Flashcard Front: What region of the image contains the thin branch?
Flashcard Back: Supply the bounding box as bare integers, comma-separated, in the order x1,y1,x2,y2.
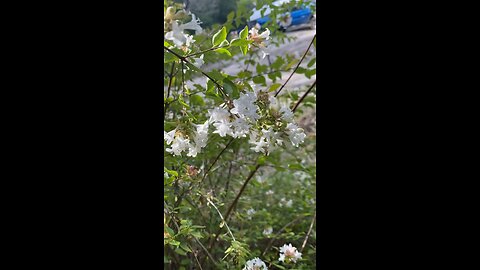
292,80,316,113
274,34,316,97
300,210,316,253
164,46,229,99
208,164,262,250
164,62,176,120
164,201,219,266
206,197,236,242
199,137,235,187
192,251,204,270
223,164,261,222
185,45,229,58
193,237,218,265
261,215,307,256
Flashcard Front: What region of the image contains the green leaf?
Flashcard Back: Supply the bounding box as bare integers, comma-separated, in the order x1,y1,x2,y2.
215,48,232,57
307,57,316,68
219,40,230,47
223,78,239,99
268,71,282,82
174,247,187,256
179,243,192,253
240,45,248,55
169,240,180,246
239,25,248,39
207,70,225,82
206,79,215,93
190,94,204,106
289,164,304,170
305,68,316,79
268,83,282,92
256,64,268,74
271,57,285,70
164,52,178,63
295,67,307,74
164,167,178,177
184,61,202,74
212,26,227,46
237,71,252,79
230,38,252,47
252,75,266,85
227,11,235,22
165,226,175,237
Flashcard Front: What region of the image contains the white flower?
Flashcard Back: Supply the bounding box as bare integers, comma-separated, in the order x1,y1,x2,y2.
261,50,269,59
263,227,273,236
192,54,204,68
261,127,274,141
246,208,256,219
165,13,202,48
279,198,293,207
195,120,209,134
243,257,268,270
271,132,284,146
193,120,209,148
187,144,200,157
256,175,265,184
184,34,196,49
248,28,270,49
231,117,251,138
249,130,260,145
208,107,230,123
266,189,274,195
165,21,187,48
179,14,203,34
230,92,259,120
279,106,294,121
166,135,190,156
164,129,176,145
268,95,278,108
213,121,232,137
285,123,306,147
249,27,270,42
285,199,293,207
250,136,268,153
279,243,302,263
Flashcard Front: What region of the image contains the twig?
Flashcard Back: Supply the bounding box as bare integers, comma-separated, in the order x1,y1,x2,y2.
223,164,261,222
207,164,261,250
274,34,316,97
206,197,236,242
300,210,316,252
199,137,235,187
292,80,316,113
185,45,229,58
164,46,229,99
164,62,176,120
261,215,306,256
164,201,219,265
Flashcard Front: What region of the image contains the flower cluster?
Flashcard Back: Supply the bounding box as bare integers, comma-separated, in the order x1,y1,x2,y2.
248,27,270,59
248,27,270,49
164,6,202,51
279,197,293,207
279,243,302,263
243,257,268,270
263,227,273,236
209,88,306,155
164,120,209,157
246,208,256,220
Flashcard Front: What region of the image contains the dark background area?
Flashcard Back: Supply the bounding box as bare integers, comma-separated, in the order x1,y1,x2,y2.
1,0,469,269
